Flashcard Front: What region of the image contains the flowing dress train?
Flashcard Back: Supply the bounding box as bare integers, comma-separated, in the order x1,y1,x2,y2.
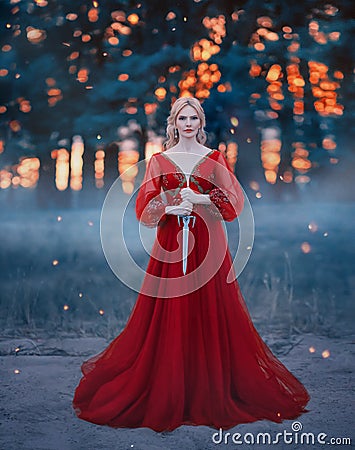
72,149,310,432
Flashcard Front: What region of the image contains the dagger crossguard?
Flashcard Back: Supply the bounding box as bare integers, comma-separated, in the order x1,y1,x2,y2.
177,215,196,228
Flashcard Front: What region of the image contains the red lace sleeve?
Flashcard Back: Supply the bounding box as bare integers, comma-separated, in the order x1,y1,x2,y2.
207,151,244,222
135,154,168,228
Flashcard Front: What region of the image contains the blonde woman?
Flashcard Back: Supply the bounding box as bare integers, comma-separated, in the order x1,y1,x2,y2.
73,97,310,432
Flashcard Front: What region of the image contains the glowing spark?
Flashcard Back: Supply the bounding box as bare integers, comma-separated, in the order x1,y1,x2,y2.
322,350,330,358
301,242,311,253
230,117,239,127
88,221,93,226
309,346,316,353
14,369,20,374
79,292,83,298
57,216,62,222
52,259,59,266
308,221,318,232
63,304,69,311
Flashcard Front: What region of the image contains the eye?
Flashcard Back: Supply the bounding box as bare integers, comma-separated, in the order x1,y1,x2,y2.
191,116,198,120
178,116,186,120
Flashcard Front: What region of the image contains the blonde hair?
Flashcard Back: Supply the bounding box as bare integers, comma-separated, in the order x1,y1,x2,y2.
164,97,207,150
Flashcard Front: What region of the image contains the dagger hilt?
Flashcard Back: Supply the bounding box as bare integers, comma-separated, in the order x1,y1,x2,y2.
177,214,196,228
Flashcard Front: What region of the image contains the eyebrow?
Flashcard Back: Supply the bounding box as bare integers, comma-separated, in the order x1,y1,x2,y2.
178,114,199,118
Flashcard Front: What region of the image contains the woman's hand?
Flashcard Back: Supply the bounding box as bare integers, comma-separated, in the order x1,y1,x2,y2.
165,200,193,216
180,187,212,205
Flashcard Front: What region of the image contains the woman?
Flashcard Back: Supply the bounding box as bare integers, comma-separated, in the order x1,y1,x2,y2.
72,97,310,432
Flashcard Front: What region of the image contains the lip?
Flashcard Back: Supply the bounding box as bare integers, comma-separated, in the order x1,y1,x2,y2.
184,129,193,132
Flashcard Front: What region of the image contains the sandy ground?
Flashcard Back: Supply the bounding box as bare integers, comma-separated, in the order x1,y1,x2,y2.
1,332,354,450
1,200,354,449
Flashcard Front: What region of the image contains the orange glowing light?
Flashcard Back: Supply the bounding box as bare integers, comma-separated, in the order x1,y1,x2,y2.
53,259,59,266
155,87,167,101
47,88,61,96
249,181,260,191
144,103,157,115
82,34,91,43
266,64,281,82
249,62,261,77
333,71,343,79
108,37,119,45
280,171,293,183
68,51,79,61
169,65,180,73
9,120,21,132
111,10,126,22
126,106,137,114
322,137,336,150
301,242,311,253
18,99,31,113
166,11,176,20
282,26,292,33
308,222,318,232
257,16,273,28
66,13,78,21
309,346,316,353
127,13,139,25
118,73,129,81
322,350,330,358
0,69,8,77
265,32,279,41
111,22,131,35
254,43,265,51
26,28,46,44
77,69,88,83
45,77,56,87
122,49,132,57
88,8,99,22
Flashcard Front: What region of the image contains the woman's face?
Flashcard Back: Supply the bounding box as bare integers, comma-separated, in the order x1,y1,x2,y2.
175,104,201,139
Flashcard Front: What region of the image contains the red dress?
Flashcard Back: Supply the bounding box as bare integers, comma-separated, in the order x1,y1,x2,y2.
72,149,310,432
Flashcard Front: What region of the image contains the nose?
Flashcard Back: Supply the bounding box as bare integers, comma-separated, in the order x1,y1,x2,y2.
186,117,191,126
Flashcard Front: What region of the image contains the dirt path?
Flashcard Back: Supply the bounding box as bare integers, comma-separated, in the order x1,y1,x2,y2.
1,332,354,450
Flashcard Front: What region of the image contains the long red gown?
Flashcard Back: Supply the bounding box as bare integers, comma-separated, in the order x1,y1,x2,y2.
72,149,310,432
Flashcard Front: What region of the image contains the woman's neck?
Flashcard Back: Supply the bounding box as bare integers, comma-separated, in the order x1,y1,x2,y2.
174,137,201,153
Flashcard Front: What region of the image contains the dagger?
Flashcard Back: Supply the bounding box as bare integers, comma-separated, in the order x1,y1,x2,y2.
177,214,196,275
177,170,195,275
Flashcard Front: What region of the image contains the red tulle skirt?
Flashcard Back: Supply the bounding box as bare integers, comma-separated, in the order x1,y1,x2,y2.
72,210,310,432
